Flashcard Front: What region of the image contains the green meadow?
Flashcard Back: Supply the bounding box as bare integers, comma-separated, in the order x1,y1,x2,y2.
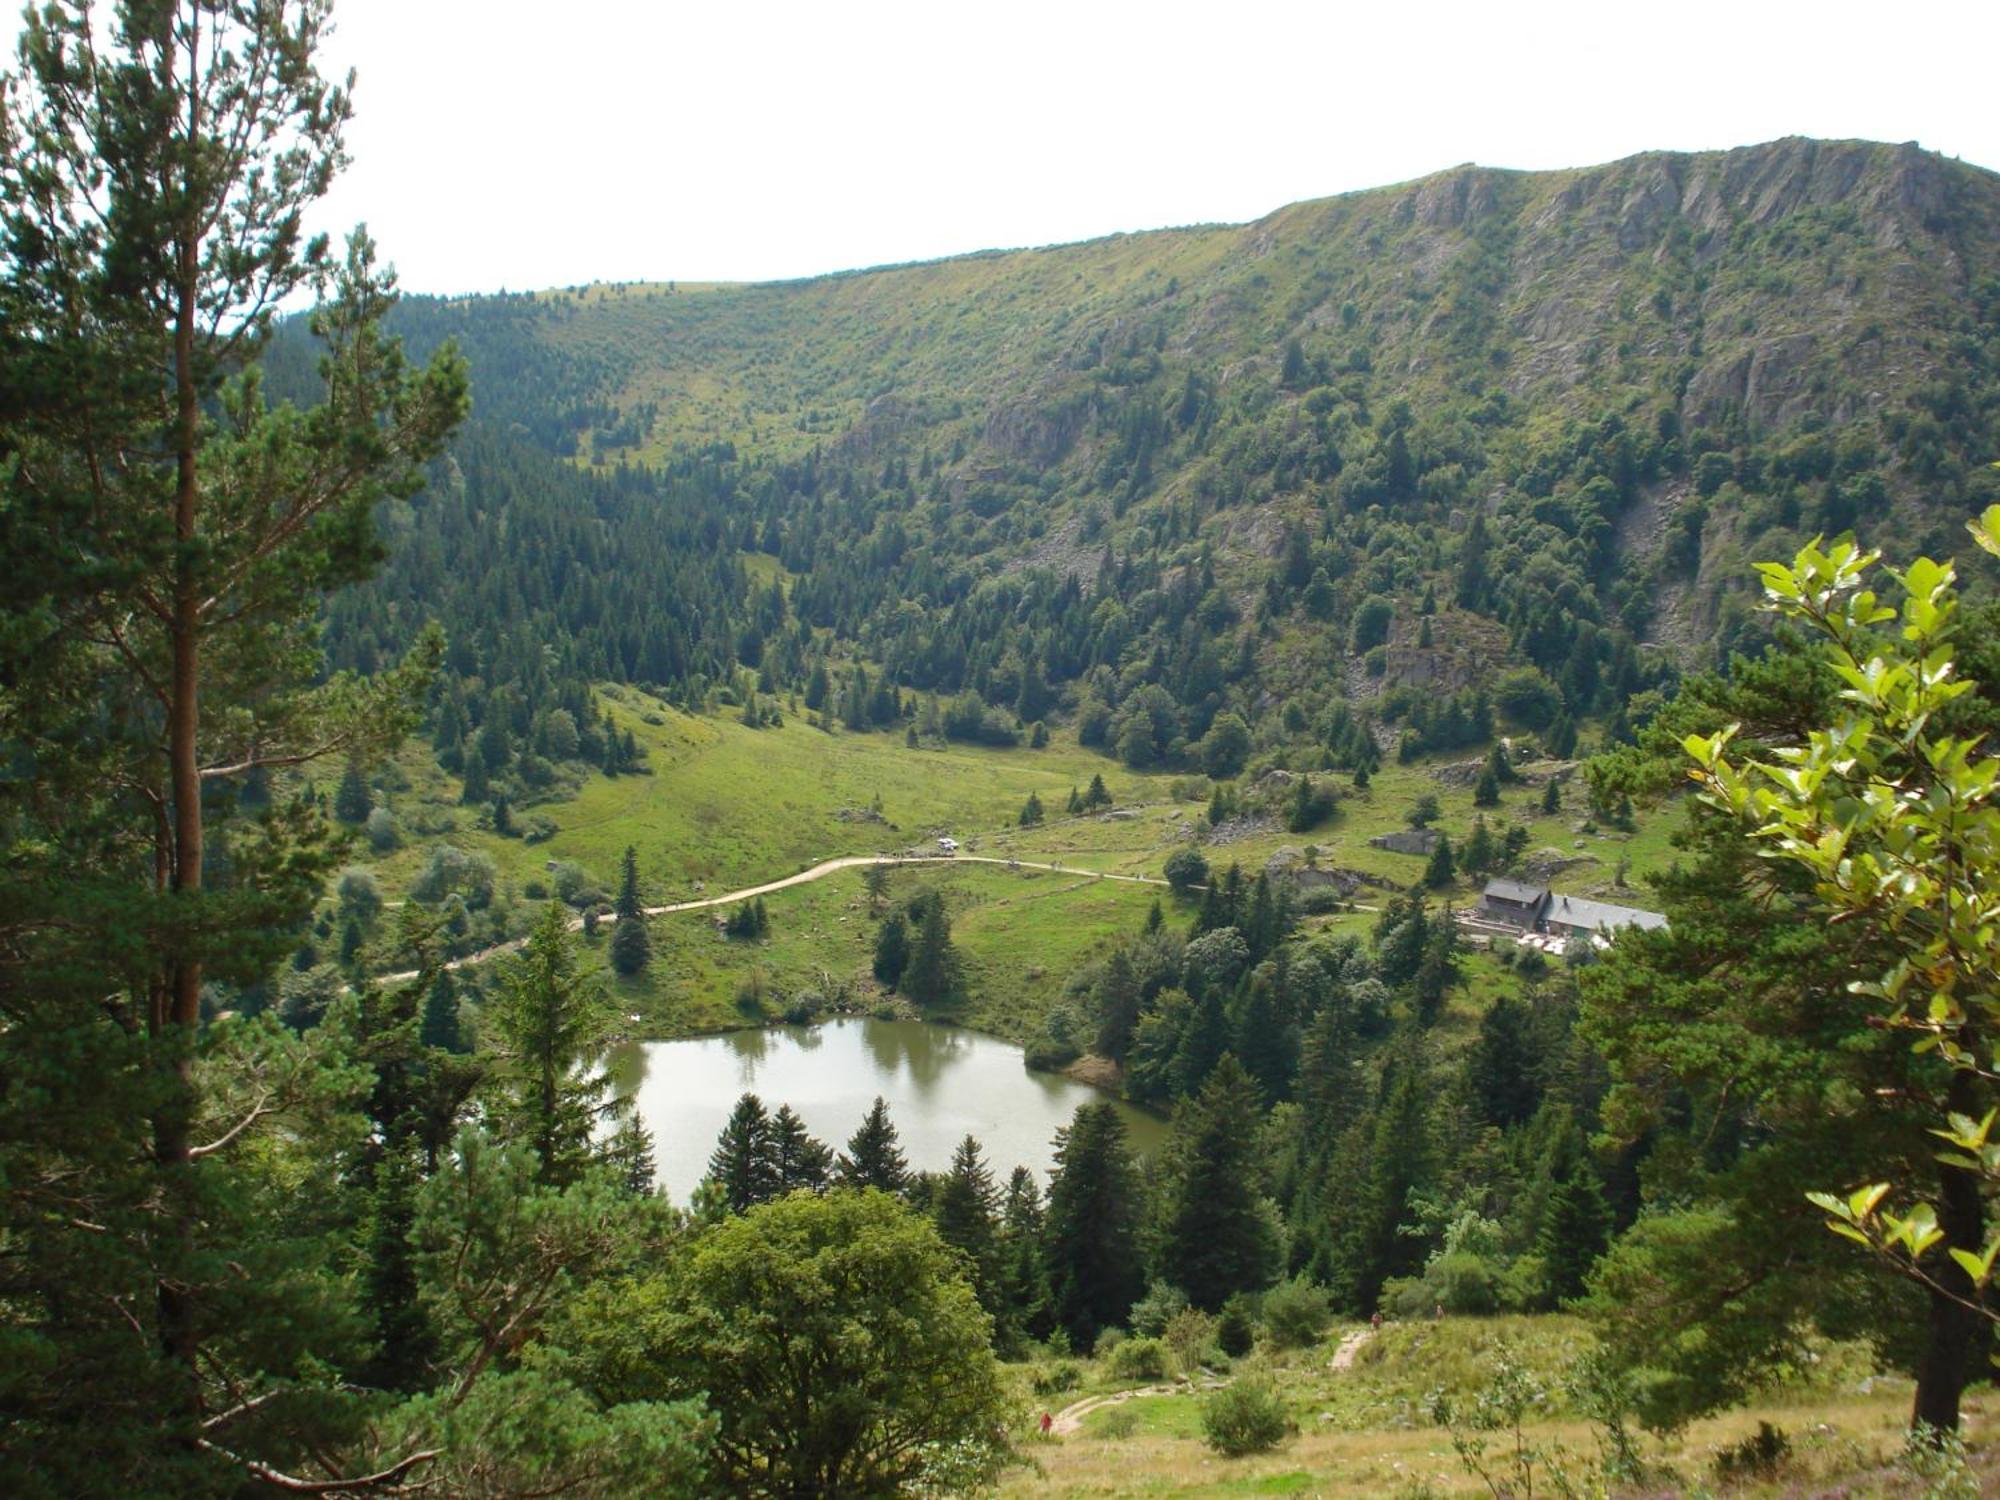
352,687,1679,1045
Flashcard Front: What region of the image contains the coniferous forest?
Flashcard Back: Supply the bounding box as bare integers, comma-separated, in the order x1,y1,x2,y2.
7,3,2000,1496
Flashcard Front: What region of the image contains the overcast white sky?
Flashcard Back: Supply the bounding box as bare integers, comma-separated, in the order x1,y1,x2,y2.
15,1,2000,293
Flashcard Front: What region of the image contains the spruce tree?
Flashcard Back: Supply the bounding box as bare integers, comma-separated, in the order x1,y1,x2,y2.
460,751,490,805
359,1148,435,1393
616,843,643,920
602,1107,659,1197
335,762,373,824
708,1093,780,1213
1348,1054,1437,1310
872,910,910,988
998,1167,1054,1347
837,1097,911,1195
420,969,466,1053
1423,831,1456,888
1462,814,1497,878
1468,996,1540,1127
610,911,651,977
489,903,614,1187
1472,763,1502,807
1541,777,1563,815
1153,1055,1284,1309
1046,1102,1146,1345
770,1104,832,1193
902,897,959,1006
1094,949,1143,1060
1536,1126,1612,1301
1230,971,1296,1103
932,1135,1002,1313
1018,790,1044,826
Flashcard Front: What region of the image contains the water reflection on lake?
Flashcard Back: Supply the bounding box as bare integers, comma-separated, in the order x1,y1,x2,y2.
607,1018,1166,1202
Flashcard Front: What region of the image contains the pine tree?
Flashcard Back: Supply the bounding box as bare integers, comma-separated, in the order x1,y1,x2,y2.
420,969,466,1053
1414,910,1458,1025
1067,785,1083,814
770,1105,833,1193
1244,872,1280,960
1423,831,1456,888
0,5,472,1473
1018,790,1044,826
1230,970,1296,1103
335,762,373,823
1547,710,1578,759
492,792,515,836
360,1148,435,1393
998,1167,1054,1347
708,1093,780,1213
932,1135,1002,1313
616,843,643,920
1153,1056,1283,1310
1085,772,1112,809
863,862,891,914
1094,949,1142,1060
1540,777,1563,815
602,1107,659,1197
1536,1126,1612,1301
1468,996,1541,1128
460,751,490,804
837,1097,911,1195
1348,1054,1437,1310
1462,814,1497,878
872,911,910,988
610,912,651,976
1046,1102,1146,1345
1472,764,1501,808
902,897,959,1006
489,902,613,1186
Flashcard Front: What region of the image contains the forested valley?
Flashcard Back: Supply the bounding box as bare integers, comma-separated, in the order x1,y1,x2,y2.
8,3,2000,1496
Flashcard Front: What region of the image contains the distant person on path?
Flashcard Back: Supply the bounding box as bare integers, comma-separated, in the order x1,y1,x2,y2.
1039,1411,1052,1436
1371,1310,1383,1331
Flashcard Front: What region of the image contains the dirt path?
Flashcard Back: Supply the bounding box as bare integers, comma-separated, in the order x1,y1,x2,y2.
1329,1326,1373,1370
1049,1383,1180,1436
380,853,1170,984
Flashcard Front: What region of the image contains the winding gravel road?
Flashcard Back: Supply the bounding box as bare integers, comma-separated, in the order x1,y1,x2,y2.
381,853,1170,984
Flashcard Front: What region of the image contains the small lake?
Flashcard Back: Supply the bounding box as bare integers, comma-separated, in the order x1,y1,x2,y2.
608,1018,1167,1202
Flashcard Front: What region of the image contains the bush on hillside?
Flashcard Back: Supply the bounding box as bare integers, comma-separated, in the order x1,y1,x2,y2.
1202,1380,1293,1456
1260,1277,1333,1348
1106,1337,1169,1382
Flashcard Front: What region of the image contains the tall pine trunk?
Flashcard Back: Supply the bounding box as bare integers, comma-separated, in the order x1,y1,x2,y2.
156,28,206,1382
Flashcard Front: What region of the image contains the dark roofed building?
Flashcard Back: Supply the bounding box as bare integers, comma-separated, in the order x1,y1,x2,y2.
1480,878,1549,930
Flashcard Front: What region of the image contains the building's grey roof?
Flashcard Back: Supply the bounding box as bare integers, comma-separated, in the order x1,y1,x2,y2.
1544,893,1668,933
1483,878,1548,906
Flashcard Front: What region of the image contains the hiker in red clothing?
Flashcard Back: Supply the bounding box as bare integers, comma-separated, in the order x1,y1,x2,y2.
1039,1411,1053,1435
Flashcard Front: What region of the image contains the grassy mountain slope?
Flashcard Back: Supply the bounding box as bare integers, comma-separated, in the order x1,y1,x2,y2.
380,137,2000,685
